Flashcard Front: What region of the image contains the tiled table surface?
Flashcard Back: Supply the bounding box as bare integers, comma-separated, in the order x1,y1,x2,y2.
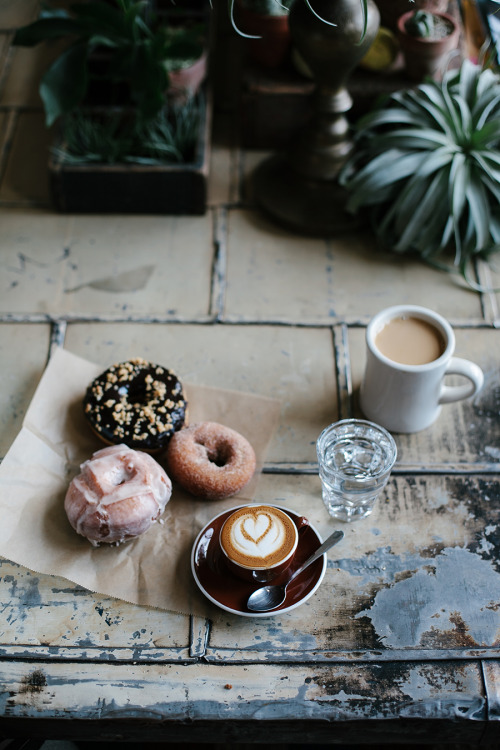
0,2,499,745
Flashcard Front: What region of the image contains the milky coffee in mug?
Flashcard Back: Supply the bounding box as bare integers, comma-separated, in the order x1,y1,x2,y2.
220,505,300,583
375,315,446,366
360,305,484,433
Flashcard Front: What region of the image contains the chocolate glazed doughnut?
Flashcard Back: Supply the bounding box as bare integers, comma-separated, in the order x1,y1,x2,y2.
166,422,257,500
83,358,187,453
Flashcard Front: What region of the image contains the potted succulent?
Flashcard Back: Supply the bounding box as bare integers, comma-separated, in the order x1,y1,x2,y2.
397,8,461,81
12,0,211,214
374,0,449,33
339,61,500,285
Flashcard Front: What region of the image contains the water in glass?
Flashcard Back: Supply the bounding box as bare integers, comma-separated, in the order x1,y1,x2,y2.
316,420,397,522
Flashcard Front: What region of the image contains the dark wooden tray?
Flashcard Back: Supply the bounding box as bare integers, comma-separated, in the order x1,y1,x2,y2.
48,89,212,215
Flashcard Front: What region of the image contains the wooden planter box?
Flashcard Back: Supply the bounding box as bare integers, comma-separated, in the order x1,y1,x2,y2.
48,89,212,215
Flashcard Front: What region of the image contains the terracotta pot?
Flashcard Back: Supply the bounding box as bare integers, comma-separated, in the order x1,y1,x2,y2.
375,0,449,32
397,10,460,81
237,4,291,68
167,50,208,101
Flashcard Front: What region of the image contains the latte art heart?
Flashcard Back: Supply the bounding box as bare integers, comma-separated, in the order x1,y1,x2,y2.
221,505,298,569
242,513,273,545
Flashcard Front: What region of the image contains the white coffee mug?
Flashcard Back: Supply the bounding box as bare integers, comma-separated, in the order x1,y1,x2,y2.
359,305,484,433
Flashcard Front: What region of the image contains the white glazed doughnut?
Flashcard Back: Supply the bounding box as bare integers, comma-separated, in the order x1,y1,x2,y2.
65,444,172,545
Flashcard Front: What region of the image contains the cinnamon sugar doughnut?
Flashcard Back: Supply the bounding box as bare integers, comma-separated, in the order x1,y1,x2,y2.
83,358,187,453
166,422,256,500
65,444,172,545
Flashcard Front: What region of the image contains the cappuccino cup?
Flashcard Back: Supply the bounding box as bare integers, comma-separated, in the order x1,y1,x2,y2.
359,305,484,433
220,504,306,583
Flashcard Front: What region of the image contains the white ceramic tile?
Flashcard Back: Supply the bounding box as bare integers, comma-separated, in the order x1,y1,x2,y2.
0,322,50,457
64,322,338,464
0,210,214,318
0,209,73,315
224,209,485,325
62,214,214,319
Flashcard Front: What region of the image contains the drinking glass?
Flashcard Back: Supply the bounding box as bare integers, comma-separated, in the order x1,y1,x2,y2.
316,419,397,522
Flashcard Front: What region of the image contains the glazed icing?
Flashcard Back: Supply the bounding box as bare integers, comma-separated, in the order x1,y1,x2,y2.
65,444,172,545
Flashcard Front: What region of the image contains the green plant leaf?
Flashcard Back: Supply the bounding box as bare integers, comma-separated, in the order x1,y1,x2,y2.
472,151,500,185
344,150,420,210
355,108,428,131
452,94,473,141
473,93,500,130
381,173,432,240
394,170,448,251
457,58,479,103
465,175,491,251
490,215,500,243
478,172,500,203
474,117,500,146
40,42,88,126
368,128,452,149
449,152,467,221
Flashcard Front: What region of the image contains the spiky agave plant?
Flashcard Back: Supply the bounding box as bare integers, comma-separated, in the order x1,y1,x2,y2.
339,60,500,281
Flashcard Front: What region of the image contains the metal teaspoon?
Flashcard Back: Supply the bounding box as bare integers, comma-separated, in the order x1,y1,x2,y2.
246,529,344,612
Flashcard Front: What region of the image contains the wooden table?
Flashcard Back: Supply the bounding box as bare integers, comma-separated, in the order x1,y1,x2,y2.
0,221,499,744
1,2,500,746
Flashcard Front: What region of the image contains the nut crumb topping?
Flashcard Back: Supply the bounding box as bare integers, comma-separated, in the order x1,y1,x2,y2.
83,359,186,451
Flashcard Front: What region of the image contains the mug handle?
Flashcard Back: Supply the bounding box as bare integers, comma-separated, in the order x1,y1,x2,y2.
439,357,484,404
296,516,310,534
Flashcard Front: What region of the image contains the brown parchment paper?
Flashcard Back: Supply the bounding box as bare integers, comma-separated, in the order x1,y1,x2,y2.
0,348,281,616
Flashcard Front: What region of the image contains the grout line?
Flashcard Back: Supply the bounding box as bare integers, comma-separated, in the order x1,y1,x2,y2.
333,323,353,420
262,463,500,475
49,320,67,358
210,205,227,321
1,314,496,328
477,259,500,328
190,616,210,659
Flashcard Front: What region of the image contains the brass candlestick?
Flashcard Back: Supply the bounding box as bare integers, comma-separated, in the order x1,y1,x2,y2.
253,0,380,235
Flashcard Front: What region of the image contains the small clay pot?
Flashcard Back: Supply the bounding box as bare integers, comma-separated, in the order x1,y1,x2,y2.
397,10,460,81
375,0,450,32
237,3,291,68
167,51,208,102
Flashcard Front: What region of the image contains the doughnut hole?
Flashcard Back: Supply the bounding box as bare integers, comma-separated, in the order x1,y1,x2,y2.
199,437,235,468
119,377,146,406
84,457,137,495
